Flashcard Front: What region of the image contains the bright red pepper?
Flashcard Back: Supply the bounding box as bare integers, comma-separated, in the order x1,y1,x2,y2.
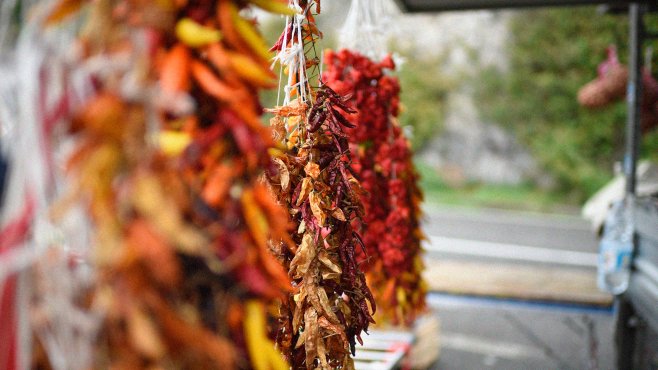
323,49,426,326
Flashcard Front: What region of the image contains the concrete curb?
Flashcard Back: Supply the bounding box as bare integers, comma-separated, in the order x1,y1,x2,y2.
424,258,613,307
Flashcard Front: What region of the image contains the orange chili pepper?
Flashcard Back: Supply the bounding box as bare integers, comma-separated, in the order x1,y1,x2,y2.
190,60,235,103
252,183,294,247
381,277,396,304
216,0,251,56
206,43,231,71
143,291,236,369
73,93,125,141
160,43,192,93
241,189,291,291
227,51,276,88
226,300,244,332
126,219,181,287
205,43,243,88
252,183,286,224
45,0,83,25
201,164,232,207
241,188,270,250
262,255,293,291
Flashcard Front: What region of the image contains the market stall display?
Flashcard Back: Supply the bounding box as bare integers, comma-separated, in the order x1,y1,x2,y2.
0,0,436,368
1,0,295,368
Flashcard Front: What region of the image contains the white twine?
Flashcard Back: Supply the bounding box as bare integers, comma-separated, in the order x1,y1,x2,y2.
272,0,313,107
338,0,399,61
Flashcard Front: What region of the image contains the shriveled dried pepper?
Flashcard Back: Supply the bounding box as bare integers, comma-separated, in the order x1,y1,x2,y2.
266,2,375,369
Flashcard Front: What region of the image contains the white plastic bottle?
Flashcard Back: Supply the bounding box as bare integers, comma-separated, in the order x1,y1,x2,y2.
597,198,634,295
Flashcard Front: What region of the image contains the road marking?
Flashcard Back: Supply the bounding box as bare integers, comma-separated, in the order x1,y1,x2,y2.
425,235,598,268
426,293,614,315
441,332,545,359
422,205,592,231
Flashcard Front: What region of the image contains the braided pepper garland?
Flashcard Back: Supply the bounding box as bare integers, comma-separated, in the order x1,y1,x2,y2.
45,0,293,368
323,49,427,326
265,2,376,369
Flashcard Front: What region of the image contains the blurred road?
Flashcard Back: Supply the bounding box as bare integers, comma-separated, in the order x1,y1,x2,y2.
422,205,599,267
428,294,615,370
419,205,615,370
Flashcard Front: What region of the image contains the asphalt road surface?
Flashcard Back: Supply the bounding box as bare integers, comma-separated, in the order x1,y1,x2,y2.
419,205,615,370
422,205,600,268
428,294,614,370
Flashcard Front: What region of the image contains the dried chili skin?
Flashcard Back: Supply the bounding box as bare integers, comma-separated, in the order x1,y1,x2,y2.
51,0,292,368
266,6,377,359
323,49,427,326
263,3,378,368
267,85,375,369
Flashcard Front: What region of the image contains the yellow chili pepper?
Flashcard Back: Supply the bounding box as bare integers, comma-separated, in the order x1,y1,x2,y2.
396,286,407,306
159,130,191,156
245,300,289,370
248,0,297,15
267,147,285,158
230,6,272,61
241,189,270,249
175,18,222,48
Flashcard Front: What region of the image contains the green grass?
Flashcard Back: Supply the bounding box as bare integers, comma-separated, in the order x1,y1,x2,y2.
415,160,580,214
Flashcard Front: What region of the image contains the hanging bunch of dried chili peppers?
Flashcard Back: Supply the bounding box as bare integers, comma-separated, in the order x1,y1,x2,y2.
323,49,427,326
266,1,376,368
44,0,294,368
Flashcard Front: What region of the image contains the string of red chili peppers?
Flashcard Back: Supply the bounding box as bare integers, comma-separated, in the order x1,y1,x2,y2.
323,49,427,326
44,0,293,368
266,2,376,369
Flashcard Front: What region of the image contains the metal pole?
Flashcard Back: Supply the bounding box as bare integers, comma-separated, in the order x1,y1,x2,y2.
617,5,643,368
615,297,637,370
625,3,643,195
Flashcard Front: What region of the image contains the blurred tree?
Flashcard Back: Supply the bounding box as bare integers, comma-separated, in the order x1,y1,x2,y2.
397,55,452,151
477,7,658,202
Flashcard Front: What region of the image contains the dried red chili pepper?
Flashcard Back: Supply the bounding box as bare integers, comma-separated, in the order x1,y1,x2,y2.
323,49,427,326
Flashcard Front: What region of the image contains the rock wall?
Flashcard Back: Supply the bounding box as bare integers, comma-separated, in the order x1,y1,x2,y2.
316,2,547,186
418,92,540,186
393,9,545,186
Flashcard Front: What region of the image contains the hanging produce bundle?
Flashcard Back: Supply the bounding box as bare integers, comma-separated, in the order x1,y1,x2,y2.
266,1,376,369
323,49,427,326
40,0,294,368
578,45,658,132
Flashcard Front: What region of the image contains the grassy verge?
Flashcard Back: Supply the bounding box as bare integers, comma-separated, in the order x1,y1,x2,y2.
415,160,580,214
